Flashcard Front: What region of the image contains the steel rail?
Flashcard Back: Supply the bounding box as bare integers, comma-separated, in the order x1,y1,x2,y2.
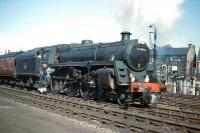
162,93,200,101
157,93,200,112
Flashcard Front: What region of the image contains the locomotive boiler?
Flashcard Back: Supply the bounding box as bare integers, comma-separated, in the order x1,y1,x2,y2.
41,32,162,106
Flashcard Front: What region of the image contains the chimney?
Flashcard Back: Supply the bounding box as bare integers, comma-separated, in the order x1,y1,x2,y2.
81,40,93,44
188,44,192,49
121,31,131,41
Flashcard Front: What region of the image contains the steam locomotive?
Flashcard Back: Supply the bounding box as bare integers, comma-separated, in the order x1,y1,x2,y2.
0,32,165,106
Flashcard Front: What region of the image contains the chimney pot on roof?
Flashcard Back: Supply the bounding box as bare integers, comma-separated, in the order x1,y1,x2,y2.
188,44,192,48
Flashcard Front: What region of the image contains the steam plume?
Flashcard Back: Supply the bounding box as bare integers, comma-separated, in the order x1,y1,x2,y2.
113,0,184,31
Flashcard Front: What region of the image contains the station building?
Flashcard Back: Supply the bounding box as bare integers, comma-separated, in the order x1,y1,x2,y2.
196,49,200,95
156,44,197,95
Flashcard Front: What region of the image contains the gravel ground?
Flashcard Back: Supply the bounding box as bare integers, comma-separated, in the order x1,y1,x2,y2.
0,95,117,133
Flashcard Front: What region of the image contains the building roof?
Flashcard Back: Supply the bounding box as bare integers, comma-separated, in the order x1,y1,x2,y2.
156,47,188,56
156,47,189,61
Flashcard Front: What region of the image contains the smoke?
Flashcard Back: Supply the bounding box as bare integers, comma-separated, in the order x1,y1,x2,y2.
113,0,184,31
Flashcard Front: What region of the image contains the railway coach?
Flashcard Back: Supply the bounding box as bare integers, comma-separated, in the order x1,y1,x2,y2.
0,52,21,85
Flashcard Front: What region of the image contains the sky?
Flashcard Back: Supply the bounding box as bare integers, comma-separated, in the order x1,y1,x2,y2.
0,0,200,54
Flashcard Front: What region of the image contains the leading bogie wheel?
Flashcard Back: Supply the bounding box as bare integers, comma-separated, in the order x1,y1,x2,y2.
80,86,96,100
117,93,129,108
51,80,61,94
64,83,79,96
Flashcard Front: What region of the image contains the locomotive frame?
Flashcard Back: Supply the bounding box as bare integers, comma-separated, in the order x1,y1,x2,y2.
0,32,165,107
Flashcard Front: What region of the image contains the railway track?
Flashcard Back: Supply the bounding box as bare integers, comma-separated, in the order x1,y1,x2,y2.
162,93,200,100
0,85,200,133
158,93,200,112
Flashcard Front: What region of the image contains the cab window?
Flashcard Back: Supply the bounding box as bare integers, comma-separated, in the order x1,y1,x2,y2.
42,51,49,61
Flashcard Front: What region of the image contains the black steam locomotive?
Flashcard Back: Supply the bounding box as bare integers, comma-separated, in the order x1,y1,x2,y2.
0,32,164,106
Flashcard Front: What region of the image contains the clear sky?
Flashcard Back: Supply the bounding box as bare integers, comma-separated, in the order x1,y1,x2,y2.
0,0,200,54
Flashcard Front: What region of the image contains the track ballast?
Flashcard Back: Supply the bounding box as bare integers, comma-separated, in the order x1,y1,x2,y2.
0,85,199,133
